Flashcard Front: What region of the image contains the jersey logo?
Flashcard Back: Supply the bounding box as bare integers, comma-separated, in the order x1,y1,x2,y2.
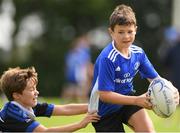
114,77,133,84
124,73,130,78
115,66,121,72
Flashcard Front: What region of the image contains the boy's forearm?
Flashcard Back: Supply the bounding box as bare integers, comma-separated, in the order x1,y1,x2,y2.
65,103,88,114
46,122,82,132
99,91,137,105
34,122,83,132
53,103,88,115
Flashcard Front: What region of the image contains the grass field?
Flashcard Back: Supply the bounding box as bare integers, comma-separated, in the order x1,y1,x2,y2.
1,97,180,132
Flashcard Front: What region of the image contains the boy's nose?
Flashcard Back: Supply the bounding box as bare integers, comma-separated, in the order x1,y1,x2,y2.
36,90,39,95
124,33,130,38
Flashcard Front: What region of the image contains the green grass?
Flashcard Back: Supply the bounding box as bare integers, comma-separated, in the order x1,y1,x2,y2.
1,97,180,132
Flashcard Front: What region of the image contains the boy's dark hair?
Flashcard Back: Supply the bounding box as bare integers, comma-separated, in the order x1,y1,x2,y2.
109,4,136,31
0,67,38,101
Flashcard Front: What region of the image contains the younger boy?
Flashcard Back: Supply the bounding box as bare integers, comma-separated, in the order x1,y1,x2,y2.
0,67,100,132
88,4,179,132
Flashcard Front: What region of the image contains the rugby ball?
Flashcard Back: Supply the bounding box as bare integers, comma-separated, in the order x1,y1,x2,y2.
148,78,176,118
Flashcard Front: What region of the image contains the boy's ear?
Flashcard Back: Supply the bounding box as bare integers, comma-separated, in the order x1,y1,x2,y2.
108,28,113,36
12,92,20,100
135,26,138,34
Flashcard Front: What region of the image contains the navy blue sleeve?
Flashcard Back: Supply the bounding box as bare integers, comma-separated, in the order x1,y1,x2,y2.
33,103,54,117
0,116,40,132
0,102,41,132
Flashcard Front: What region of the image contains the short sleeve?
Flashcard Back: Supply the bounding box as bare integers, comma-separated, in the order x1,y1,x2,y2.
98,58,115,91
33,103,54,117
139,51,158,79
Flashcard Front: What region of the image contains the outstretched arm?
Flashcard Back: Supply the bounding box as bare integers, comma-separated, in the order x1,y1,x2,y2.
52,103,88,116
33,113,100,132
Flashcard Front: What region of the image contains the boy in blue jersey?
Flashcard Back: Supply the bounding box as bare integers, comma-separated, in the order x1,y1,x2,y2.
0,67,100,132
88,4,179,132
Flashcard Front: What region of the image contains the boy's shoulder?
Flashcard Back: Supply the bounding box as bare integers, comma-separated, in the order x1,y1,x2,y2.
0,102,34,122
0,102,39,132
130,44,144,53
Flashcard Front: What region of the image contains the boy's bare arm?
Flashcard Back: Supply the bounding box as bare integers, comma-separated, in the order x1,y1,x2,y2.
52,103,88,116
33,113,100,132
99,90,152,109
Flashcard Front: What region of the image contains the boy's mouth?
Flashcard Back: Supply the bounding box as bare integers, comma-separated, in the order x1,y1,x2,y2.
122,40,131,43
33,96,38,100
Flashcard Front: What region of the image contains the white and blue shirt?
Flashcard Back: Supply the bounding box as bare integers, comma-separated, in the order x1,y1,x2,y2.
89,41,158,116
0,101,54,132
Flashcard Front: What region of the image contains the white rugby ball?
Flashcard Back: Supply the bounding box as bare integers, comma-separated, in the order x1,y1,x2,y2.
148,78,176,118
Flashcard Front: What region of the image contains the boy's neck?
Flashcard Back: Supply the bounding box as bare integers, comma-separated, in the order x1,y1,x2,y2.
11,101,32,111
11,101,35,119
112,41,130,58
118,48,129,57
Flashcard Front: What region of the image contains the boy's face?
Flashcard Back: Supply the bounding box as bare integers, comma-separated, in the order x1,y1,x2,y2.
109,24,137,49
13,79,39,109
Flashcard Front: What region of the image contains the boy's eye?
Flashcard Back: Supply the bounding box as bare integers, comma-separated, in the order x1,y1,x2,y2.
30,87,36,91
128,31,135,34
118,31,124,34
30,88,34,91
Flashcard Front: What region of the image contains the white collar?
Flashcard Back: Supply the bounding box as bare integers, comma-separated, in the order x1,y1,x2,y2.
112,40,131,59
11,101,36,119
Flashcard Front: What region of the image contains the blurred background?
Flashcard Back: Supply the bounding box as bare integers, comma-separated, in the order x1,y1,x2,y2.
0,0,180,98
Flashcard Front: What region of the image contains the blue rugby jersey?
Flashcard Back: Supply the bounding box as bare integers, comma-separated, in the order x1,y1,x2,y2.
0,101,54,132
89,41,158,116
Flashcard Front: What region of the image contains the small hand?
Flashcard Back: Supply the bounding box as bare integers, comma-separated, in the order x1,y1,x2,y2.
135,93,153,110
79,112,100,128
